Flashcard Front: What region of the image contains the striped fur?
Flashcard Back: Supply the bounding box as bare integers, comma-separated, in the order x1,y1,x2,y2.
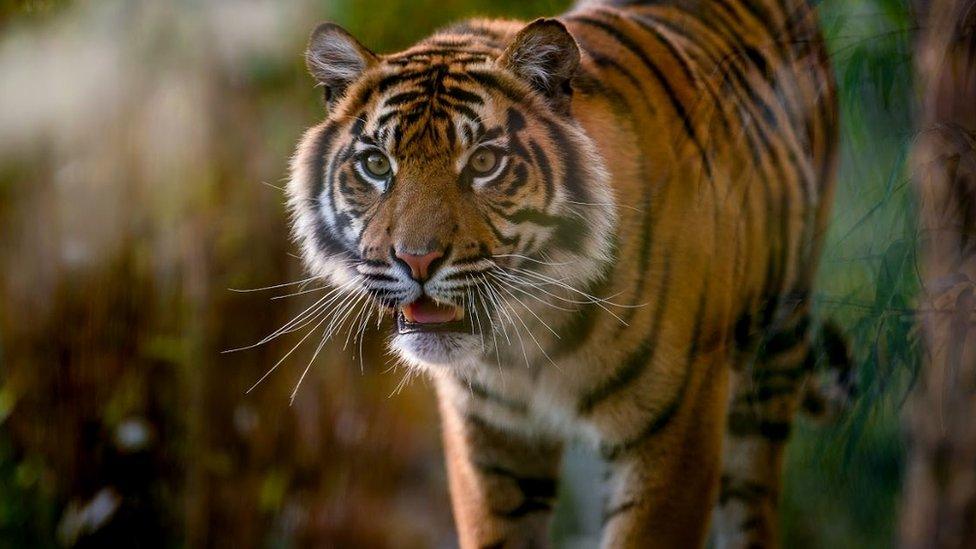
286,1,838,547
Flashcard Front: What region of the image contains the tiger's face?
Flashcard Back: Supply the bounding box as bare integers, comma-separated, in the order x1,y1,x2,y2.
288,19,614,371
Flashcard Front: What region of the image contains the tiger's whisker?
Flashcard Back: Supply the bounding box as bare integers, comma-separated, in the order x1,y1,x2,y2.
491,253,575,267
245,312,331,395
478,274,513,346
229,275,320,293
473,280,500,355
344,292,374,351
489,273,577,313
564,199,643,213
288,320,333,406
502,268,638,323
494,270,622,309
228,276,363,353
483,279,530,368
492,283,559,368
271,284,331,300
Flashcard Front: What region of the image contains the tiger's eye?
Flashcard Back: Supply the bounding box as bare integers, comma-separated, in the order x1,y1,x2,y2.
363,153,391,178
470,148,498,175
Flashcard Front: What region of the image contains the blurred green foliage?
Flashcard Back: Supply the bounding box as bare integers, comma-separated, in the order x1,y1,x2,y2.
0,0,922,547
783,0,919,546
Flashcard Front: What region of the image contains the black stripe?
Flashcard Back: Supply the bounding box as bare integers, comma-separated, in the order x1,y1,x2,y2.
719,475,772,505
342,78,381,115
493,206,563,228
312,213,348,257
383,91,424,108
495,162,526,197
491,499,553,519
549,256,616,360
575,33,653,117
308,124,351,256
579,255,671,414
618,181,656,332
388,47,498,61
727,413,792,441
528,140,555,209
570,15,715,179
573,35,664,329
733,380,800,403
653,12,792,314
741,515,765,532
761,315,811,355
539,117,590,204
597,8,697,87
311,124,340,198
734,309,759,352
362,273,398,284
441,86,485,105
465,70,528,104
377,71,432,93
599,283,706,460
619,12,734,139
602,499,640,525
465,378,529,414
697,1,816,202
659,3,813,272
475,463,558,501
600,371,688,460
549,215,592,254
484,216,520,247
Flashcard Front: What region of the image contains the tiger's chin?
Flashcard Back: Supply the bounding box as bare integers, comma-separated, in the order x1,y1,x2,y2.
390,332,484,371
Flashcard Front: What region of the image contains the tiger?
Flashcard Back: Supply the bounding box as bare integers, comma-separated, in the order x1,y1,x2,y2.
285,0,846,547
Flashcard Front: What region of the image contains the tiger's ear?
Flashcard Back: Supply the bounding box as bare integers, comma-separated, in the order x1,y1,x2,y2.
306,22,379,107
498,19,580,106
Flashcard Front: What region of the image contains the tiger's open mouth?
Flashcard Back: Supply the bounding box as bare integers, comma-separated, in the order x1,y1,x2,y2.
396,295,472,334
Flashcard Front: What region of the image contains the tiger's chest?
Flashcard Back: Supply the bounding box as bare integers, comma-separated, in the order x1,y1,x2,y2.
439,328,697,448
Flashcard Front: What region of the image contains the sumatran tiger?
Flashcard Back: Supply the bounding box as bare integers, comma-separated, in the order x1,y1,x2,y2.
285,0,851,547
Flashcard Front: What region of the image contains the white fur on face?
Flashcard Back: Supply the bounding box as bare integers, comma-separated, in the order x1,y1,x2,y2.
391,332,483,371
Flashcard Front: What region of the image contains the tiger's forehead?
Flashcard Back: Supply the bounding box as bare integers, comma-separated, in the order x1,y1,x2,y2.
386,24,508,65
364,46,506,155
379,26,509,89
384,46,496,69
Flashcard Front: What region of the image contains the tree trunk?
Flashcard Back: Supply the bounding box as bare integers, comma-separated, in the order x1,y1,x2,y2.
902,1,976,547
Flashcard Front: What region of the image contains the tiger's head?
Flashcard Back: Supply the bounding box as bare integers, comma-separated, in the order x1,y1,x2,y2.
287,18,615,371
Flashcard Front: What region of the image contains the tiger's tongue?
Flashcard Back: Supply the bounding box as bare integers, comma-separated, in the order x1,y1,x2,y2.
404,297,457,324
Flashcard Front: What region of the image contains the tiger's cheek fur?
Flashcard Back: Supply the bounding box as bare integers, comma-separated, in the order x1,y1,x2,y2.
287,122,357,285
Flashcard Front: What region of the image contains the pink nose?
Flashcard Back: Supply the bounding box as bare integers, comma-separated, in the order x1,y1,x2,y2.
395,249,444,281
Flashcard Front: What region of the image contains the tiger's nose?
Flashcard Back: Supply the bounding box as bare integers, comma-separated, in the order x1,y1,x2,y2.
394,249,445,282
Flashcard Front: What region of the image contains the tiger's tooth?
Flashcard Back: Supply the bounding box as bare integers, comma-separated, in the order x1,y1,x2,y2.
402,306,415,322
454,306,464,321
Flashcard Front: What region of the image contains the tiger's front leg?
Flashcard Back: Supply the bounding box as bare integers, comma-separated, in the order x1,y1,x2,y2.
436,378,563,549
598,350,730,548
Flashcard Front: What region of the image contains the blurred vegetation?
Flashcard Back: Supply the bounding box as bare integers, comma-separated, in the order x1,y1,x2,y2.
0,0,922,547
784,0,919,547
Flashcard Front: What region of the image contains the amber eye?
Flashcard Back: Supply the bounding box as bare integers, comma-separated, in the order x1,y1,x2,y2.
469,148,499,175
362,152,391,178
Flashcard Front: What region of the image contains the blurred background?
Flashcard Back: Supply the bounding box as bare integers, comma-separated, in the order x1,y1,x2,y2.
0,0,922,547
